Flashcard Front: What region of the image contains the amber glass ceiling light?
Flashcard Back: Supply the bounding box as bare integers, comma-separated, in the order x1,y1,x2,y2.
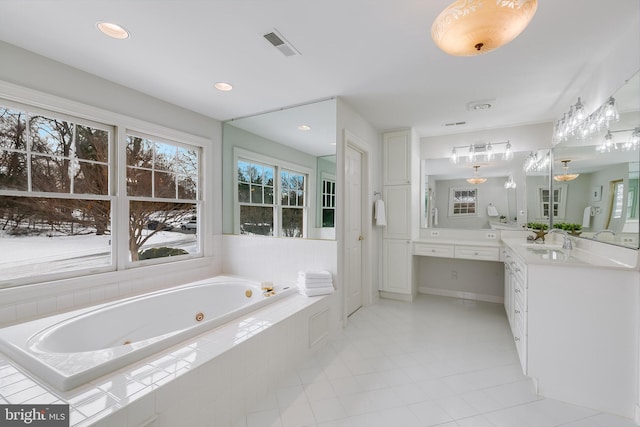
554,160,579,182
96,22,130,39
467,165,487,184
432,0,538,56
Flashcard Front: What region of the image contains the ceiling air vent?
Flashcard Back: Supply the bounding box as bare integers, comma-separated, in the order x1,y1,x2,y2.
263,29,300,57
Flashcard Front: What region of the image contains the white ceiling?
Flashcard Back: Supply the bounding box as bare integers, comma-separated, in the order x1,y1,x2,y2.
0,0,638,146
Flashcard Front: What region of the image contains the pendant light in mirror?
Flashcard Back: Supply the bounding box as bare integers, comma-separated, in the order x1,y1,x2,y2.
466,165,487,185
553,160,579,182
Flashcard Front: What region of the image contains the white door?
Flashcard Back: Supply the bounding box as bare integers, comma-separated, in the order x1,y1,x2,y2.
346,145,363,315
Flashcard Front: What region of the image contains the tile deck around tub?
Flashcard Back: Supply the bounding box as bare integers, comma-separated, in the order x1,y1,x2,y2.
0,292,325,426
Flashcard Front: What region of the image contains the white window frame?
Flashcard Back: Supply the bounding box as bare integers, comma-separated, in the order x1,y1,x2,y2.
448,186,478,217
0,83,210,288
233,147,311,238
538,184,566,220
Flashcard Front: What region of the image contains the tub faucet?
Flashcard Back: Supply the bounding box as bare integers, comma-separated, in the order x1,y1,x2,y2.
547,229,573,250
593,229,616,240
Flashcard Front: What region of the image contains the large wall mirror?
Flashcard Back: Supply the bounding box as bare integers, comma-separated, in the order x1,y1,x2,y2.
222,98,337,240
422,150,532,230
550,71,639,249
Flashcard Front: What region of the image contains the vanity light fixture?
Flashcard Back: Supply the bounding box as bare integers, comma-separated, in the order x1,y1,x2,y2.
553,96,620,143
596,130,617,153
450,141,513,164
466,165,487,185
623,127,640,151
504,176,517,189
523,151,550,172
96,22,130,39
431,0,538,56
553,160,580,182
214,82,233,92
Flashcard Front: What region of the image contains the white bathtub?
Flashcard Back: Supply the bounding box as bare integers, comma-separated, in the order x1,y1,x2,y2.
0,276,295,391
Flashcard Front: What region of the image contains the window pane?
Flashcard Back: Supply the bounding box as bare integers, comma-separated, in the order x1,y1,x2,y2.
154,142,176,172
240,205,273,236
322,209,334,227
74,162,109,195
30,115,74,157
127,167,152,197
126,135,154,168
238,183,250,203
282,207,303,237
129,200,197,262
237,160,250,183
176,146,198,176
264,185,274,204
0,150,27,190
251,184,263,204
154,171,176,198
177,175,197,200
0,107,27,150
264,167,274,186
0,196,112,284
31,154,70,193
76,125,109,163
251,164,263,184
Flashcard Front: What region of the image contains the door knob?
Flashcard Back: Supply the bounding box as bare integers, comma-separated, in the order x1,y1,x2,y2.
358,235,364,241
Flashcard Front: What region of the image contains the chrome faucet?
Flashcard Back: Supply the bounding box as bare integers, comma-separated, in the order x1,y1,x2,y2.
593,229,616,240
547,229,573,250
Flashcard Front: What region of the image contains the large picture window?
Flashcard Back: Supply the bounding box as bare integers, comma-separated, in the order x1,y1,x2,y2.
236,151,308,238
0,99,204,288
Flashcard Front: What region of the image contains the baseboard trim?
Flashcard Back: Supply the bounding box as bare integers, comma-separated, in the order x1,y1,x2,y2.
379,290,414,302
419,286,504,304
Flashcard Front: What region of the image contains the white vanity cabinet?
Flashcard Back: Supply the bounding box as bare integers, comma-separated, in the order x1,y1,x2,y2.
380,129,420,300
502,246,528,374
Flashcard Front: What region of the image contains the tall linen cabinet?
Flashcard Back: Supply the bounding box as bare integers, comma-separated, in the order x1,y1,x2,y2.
380,129,421,300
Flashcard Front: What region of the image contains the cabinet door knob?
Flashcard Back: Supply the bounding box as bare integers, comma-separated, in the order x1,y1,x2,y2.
358,235,364,241
515,309,520,314
514,288,520,293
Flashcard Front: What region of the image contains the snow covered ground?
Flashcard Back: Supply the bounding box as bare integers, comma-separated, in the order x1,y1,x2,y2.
0,230,197,283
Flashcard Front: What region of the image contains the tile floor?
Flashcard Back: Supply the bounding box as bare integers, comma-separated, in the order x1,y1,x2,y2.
236,295,637,427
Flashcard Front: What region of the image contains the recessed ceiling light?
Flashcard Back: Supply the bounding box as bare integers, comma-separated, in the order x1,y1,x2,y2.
96,22,130,40
467,99,495,111
297,125,311,131
214,82,233,92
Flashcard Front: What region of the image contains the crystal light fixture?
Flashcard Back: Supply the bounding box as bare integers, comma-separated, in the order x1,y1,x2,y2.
504,176,517,189
623,127,640,151
596,130,617,153
553,96,620,143
431,0,538,56
553,160,580,182
449,141,513,163
466,166,487,185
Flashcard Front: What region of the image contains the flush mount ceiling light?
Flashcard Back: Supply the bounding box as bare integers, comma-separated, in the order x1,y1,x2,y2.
214,82,233,92
554,160,580,182
96,22,130,39
466,165,487,185
431,0,538,56
297,125,311,131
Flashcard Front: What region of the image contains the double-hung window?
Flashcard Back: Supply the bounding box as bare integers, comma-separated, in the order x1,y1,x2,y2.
236,150,308,237
126,132,201,262
0,102,114,284
0,98,204,288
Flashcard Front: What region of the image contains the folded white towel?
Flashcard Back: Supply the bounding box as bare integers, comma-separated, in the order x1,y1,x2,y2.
582,206,592,228
297,278,333,288
374,199,387,226
297,285,335,297
298,271,332,281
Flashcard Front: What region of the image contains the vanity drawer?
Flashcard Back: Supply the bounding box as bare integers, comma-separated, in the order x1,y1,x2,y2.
413,243,454,258
454,245,500,261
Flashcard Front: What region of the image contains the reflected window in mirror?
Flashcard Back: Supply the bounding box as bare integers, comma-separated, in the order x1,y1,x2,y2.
235,153,309,238
321,173,336,228
449,187,477,216
538,185,565,220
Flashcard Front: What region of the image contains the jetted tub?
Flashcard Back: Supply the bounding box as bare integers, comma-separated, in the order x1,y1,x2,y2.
0,276,295,391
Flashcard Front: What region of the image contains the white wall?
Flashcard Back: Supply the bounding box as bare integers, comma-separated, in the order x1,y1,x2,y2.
0,41,223,326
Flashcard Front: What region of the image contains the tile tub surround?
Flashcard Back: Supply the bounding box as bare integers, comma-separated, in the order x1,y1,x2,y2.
0,292,334,426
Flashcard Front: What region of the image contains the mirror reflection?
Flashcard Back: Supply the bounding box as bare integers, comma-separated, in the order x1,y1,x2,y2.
551,71,639,249
222,99,337,240
422,152,528,230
